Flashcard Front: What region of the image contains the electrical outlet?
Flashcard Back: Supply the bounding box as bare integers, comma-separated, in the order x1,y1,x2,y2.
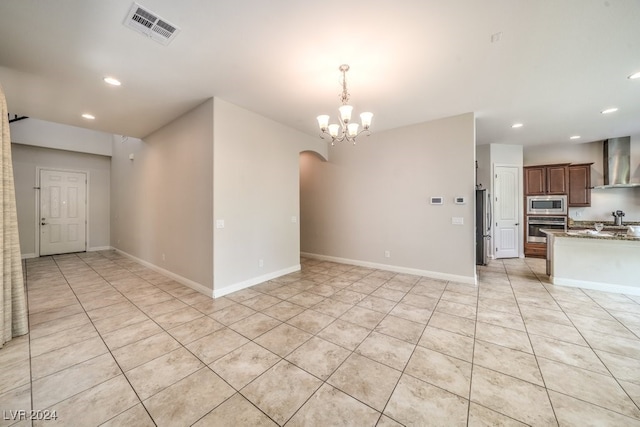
384,250,391,258
162,253,165,261
291,216,297,223
259,259,264,268
216,219,225,229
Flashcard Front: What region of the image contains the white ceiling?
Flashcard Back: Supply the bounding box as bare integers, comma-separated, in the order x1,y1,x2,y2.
1,1,639,146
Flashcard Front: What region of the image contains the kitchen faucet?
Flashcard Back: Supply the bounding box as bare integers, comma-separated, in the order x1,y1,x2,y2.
612,210,625,226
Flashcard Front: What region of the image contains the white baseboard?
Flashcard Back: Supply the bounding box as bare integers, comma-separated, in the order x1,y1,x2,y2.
551,276,640,297
213,265,302,298
88,246,113,252
22,246,113,259
300,252,476,286
114,248,214,298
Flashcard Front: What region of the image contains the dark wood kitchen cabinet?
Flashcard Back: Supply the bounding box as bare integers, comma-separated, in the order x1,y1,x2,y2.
524,167,546,195
568,163,593,207
524,242,546,258
524,164,569,195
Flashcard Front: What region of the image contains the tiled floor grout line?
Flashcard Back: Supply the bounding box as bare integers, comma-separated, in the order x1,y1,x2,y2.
22,255,285,426
82,253,278,424
522,259,640,420
273,271,408,425
50,254,160,426
22,259,35,427
231,266,383,425
76,254,272,426
369,276,439,426
466,272,481,427
555,285,640,415
36,254,213,422
504,261,560,426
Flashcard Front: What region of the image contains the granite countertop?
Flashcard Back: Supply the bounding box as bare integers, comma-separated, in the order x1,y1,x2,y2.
542,228,640,241
569,220,640,230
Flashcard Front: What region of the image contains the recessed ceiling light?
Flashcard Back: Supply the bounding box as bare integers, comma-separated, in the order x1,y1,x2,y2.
570,135,581,140
628,71,640,80
511,123,523,128
601,107,618,114
82,113,95,120
103,76,121,86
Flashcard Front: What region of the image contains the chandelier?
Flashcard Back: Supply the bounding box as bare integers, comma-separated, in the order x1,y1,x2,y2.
316,64,373,145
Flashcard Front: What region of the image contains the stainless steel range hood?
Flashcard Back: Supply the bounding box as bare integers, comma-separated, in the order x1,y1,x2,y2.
593,137,640,189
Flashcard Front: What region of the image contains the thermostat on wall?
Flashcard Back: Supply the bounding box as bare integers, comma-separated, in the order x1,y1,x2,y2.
454,196,466,205
430,197,444,205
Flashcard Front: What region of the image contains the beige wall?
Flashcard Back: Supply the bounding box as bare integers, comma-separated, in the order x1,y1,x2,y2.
301,113,476,283
111,99,214,291
212,98,327,296
524,135,640,221
12,144,111,257
10,118,112,156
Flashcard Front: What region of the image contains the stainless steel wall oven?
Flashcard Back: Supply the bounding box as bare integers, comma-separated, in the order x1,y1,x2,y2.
526,216,567,243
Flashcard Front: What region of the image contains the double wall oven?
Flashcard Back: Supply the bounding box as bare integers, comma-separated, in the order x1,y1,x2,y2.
526,195,567,244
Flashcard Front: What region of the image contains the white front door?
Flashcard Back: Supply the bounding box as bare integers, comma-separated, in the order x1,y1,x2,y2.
494,165,520,259
40,169,87,256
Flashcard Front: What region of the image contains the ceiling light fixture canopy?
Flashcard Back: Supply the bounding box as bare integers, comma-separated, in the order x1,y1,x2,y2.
317,64,372,145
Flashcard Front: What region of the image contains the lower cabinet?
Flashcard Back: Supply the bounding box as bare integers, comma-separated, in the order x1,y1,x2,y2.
524,242,546,258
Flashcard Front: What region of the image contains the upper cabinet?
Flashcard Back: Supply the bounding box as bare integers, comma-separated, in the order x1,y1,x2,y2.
568,163,593,207
546,165,569,194
524,164,569,195
524,167,546,195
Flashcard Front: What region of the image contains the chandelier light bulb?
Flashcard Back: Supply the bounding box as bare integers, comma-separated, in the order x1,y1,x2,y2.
317,115,330,131
360,112,373,130
316,64,373,145
339,105,353,123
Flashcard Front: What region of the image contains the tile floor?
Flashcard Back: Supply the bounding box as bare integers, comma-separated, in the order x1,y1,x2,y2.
1,251,640,426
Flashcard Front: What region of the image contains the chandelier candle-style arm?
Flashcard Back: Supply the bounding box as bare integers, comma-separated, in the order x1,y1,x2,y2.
316,64,373,145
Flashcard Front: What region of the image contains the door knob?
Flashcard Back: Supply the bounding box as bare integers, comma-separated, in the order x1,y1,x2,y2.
41,222,47,226
515,223,519,226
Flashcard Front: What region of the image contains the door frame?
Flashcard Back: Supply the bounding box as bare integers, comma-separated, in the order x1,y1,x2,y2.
35,167,90,257
492,163,524,259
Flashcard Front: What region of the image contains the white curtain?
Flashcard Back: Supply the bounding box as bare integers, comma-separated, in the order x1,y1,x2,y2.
0,83,28,348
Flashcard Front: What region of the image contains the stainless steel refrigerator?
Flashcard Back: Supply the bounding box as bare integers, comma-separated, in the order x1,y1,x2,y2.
476,189,491,265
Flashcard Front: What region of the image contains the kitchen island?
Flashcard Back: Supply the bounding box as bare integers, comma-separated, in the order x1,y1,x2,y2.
544,229,640,296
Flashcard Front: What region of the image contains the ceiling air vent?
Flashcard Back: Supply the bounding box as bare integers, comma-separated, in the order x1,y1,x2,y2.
123,2,180,46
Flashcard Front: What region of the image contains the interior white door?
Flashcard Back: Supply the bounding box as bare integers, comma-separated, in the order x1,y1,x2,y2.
494,165,520,259
40,169,87,256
